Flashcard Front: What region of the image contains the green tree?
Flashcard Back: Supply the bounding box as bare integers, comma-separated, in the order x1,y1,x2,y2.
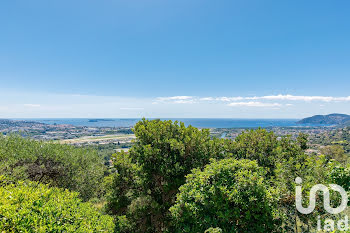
105,151,142,216
228,128,304,176
297,133,309,150
106,119,224,232
226,128,331,231
170,158,280,233
274,151,333,232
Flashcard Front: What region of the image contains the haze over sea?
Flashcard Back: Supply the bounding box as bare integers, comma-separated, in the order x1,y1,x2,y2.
13,118,310,128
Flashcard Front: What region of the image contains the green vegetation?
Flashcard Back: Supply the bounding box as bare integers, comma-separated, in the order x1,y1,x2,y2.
106,119,224,232
0,134,105,201
0,176,114,232
310,126,350,154
321,144,348,164
170,158,279,233
105,120,335,232
1,119,349,232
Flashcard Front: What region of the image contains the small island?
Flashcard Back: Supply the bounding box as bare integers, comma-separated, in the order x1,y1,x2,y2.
88,119,115,123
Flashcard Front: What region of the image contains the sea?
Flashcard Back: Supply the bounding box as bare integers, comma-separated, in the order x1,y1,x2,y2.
13,118,310,128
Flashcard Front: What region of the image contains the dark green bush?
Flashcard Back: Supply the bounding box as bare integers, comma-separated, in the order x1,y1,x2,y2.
0,135,105,200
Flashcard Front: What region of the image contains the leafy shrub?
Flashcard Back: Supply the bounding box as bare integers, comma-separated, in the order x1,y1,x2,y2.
170,158,280,233
0,135,105,200
0,177,114,232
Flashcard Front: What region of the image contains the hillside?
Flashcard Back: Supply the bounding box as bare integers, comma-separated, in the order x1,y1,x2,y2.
297,113,350,125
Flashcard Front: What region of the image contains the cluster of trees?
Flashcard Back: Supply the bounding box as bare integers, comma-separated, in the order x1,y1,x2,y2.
0,134,113,232
105,119,350,232
1,119,350,232
0,135,105,201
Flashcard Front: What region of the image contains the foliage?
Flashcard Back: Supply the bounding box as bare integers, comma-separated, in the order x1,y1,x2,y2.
275,151,334,231
225,128,334,232
0,176,114,232
105,121,334,232
0,134,105,200
297,133,309,150
321,144,348,164
105,151,142,216
228,128,305,176
310,127,350,154
106,119,225,232
2,119,339,232
170,158,280,233
329,165,350,191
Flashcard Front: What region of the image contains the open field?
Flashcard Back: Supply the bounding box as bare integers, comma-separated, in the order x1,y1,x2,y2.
60,134,136,144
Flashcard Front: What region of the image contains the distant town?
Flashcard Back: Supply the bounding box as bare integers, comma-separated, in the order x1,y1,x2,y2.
1,118,349,156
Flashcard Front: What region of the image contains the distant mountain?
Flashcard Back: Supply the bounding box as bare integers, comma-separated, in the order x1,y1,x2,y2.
297,114,350,125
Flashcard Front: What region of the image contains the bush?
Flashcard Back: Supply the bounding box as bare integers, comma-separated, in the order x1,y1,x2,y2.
0,177,114,232
0,135,105,200
170,158,280,233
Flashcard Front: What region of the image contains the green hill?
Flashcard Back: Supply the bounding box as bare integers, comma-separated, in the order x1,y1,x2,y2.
297,113,350,125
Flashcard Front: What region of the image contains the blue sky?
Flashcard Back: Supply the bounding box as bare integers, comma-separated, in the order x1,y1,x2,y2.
1,0,350,118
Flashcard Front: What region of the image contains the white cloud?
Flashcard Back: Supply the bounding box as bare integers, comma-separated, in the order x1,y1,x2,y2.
157,96,193,101
215,97,245,102
246,94,350,102
199,97,214,101
156,96,195,104
173,100,195,104
3,91,350,118
228,102,282,107
24,104,41,108
156,94,350,104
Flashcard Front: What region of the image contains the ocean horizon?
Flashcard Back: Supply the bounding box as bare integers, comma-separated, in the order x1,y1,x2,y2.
9,118,313,128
